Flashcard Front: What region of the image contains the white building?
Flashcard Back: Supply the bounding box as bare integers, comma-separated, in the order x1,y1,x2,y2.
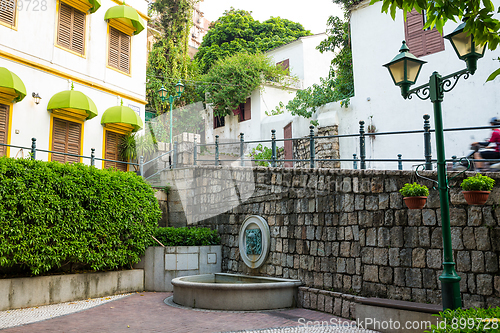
204,33,334,144
0,0,147,170
332,0,500,169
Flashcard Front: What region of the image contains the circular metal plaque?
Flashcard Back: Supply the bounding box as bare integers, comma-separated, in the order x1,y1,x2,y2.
238,215,271,269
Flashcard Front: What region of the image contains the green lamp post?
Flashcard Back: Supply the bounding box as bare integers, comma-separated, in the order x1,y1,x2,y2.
384,24,486,311
157,79,185,144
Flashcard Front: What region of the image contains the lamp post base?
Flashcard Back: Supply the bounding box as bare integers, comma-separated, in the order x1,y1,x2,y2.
439,261,462,310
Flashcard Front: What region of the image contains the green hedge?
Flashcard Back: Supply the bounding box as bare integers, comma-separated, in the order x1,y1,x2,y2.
151,227,220,247
427,307,500,332
0,157,161,275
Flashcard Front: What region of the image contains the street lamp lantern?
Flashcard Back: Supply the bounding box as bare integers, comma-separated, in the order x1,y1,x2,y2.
384,22,486,312
383,41,426,98
444,22,486,75
158,85,168,102
175,79,185,96
157,80,185,144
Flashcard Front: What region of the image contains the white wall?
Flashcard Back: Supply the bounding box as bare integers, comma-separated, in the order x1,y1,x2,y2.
0,0,148,167
342,0,500,170
266,33,334,88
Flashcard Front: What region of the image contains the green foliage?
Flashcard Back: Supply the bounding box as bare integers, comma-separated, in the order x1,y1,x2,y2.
0,158,161,276
399,182,429,197
146,0,202,114
265,101,286,116
284,15,354,120
426,306,500,332
201,52,291,117
370,0,500,80
460,173,495,191
250,144,273,166
195,8,311,74
151,227,220,246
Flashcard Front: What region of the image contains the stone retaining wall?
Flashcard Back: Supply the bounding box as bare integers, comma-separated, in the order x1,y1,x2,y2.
168,166,500,309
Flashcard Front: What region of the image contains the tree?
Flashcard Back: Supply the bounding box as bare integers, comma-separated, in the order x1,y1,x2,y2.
284,13,354,120
194,8,312,74
370,0,500,81
146,0,201,115
201,52,291,117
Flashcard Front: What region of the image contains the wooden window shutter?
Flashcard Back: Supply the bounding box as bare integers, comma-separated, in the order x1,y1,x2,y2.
104,131,127,171
243,97,251,121
404,9,444,57
57,3,86,55
51,118,81,163
0,104,9,157
277,59,290,74
0,0,16,26
108,27,130,74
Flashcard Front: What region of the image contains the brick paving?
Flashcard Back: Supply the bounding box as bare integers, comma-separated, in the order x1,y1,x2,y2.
0,292,377,333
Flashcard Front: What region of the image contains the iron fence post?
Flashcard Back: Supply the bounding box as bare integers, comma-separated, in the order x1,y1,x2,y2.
424,114,432,170
215,135,219,166
398,154,403,170
31,138,36,160
271,129,277,167
173,141,178,169
90,148,95,166
452,155,457,169
353,154,358,169
359,121,366,169
193,137,197,166
240,133,244,167
309,125,315,168
139,156,144,177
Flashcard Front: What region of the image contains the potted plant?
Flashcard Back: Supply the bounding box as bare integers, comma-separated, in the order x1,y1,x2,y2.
460,173,495,205
399,183,429,209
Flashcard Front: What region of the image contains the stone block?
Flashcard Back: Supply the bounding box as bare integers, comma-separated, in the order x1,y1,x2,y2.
379,193,389,210
422,269,437,289
390,227,404,247
366,228,377,246
451,227,464,250
377,227,390,247
404,227,418,247
363,265,379,283
412,248,426,268
373,248,388,266
431,227,443,248
456,251,471,272
365,195,379,210
471,251,485,272
427,249,442,269
418,227,430,247
408,210,422,226
379,267,393,284
450,208,466,226
463,227,477,250
476,274,493,295
405,268,422,288
394,267,405,286
361,247,374,264
389,192,402,209
389,248,400,267
485,252,498,273
400,248,412,267
468,206,483,226
475,227,491,251
422,209,436,226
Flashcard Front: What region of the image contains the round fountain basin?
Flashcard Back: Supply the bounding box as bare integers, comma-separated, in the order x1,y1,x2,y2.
171,273,303,311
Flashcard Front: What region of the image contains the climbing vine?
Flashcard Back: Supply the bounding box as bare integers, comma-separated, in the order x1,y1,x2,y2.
146,0,201,114
201,52,291,117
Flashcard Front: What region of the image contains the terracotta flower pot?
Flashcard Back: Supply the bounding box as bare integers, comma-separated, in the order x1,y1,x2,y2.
403,196,427,209
462,191,490,205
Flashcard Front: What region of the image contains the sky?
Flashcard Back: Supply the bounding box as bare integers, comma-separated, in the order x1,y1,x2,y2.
200,0,344,34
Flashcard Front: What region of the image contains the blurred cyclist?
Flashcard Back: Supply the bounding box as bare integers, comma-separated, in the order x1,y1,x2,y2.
472,117,500,170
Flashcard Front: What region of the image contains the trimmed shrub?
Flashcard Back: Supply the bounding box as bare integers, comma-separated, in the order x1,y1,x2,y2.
151,227,220,247
427,306,500,332
0,157,161,275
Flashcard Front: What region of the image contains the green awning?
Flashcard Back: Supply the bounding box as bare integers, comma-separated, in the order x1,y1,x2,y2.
0,67,27,102
47,88,98,120
88,0,101,13
104,5,145,35
101,105,143,132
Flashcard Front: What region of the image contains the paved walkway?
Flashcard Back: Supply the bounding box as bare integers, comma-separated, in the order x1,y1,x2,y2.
0,292,378,333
